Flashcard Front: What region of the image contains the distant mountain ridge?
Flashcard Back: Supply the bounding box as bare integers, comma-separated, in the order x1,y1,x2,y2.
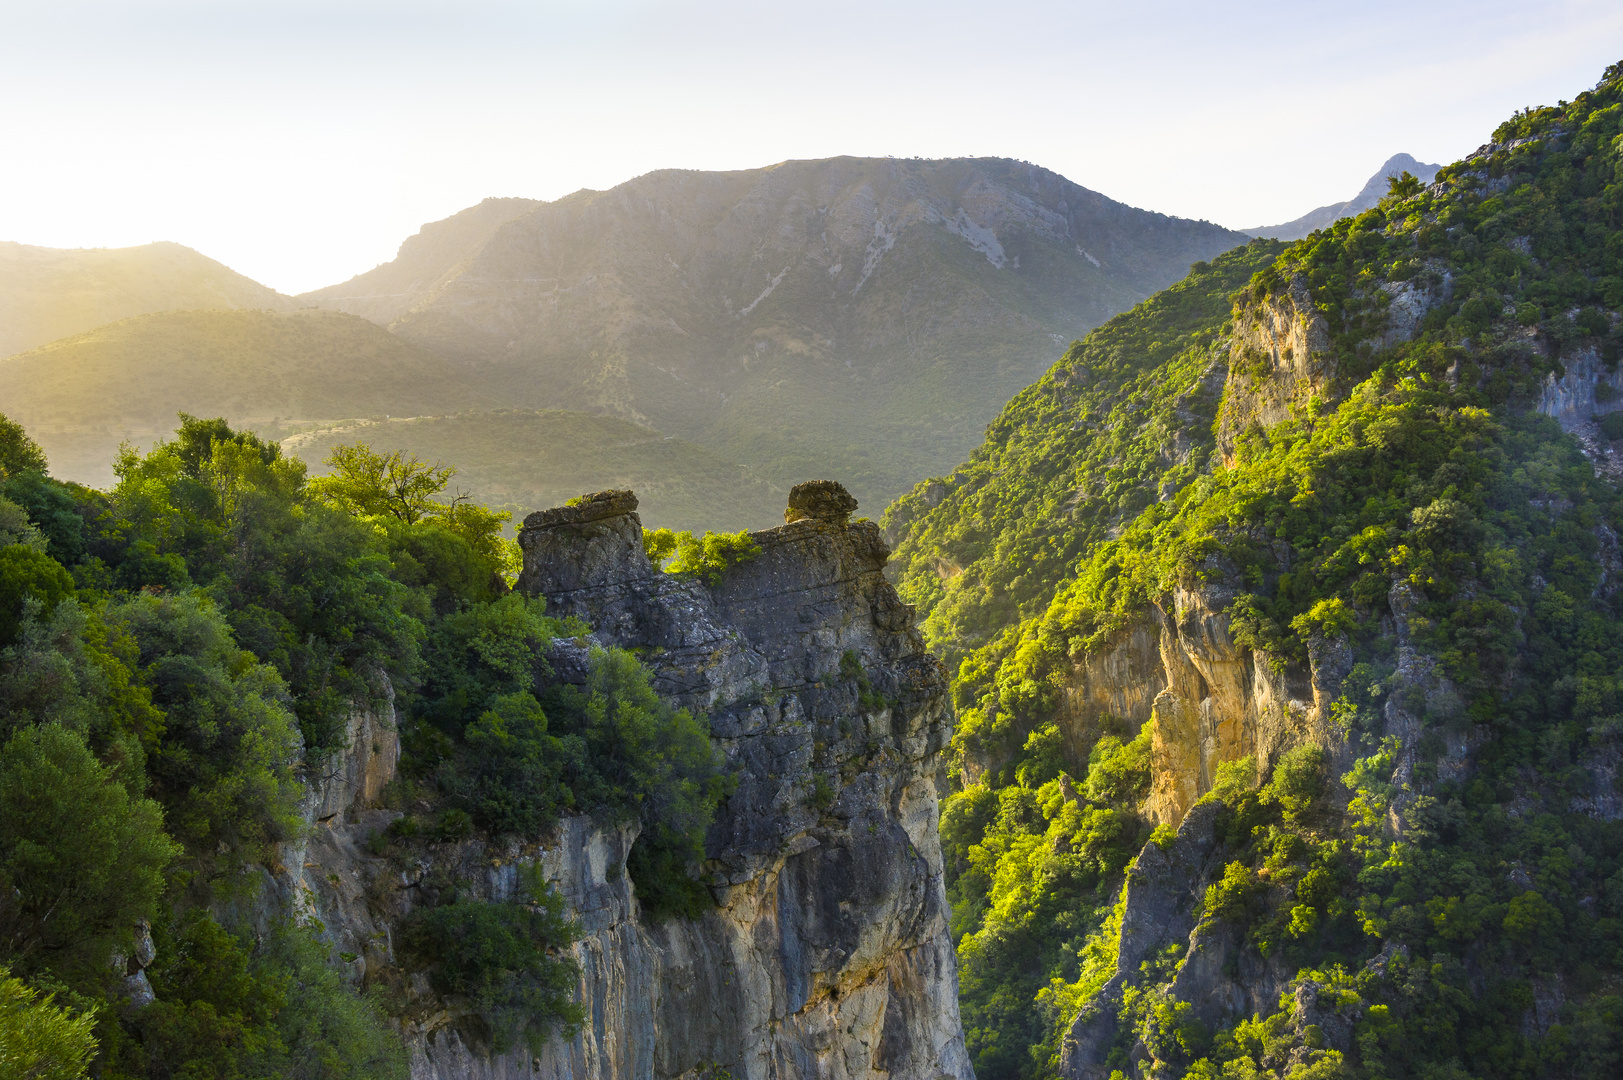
1245,152,1442,240
302,197,543,325
283,410,784,533
299,156,1250,511
0,240,295,359
0,308,488,487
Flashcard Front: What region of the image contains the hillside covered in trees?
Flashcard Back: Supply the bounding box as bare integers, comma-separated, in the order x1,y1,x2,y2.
0,414,729,1077
883,60,1623,1080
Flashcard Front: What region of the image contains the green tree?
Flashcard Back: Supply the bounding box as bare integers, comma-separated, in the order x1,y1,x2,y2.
107,418,425,757
0,416,47,481
445,692,578,836
0,549,74,648
113,913,406,1080
309,443,455,525
106,592,303,871
0,965,97,1080
402,866,581,1054
0,498,46,553
0,725,178,978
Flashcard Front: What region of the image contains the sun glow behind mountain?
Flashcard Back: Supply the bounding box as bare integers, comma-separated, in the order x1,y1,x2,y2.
0,0,1617,293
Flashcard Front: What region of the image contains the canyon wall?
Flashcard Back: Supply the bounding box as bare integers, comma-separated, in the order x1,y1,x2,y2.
1053,268,1623,1078
260,484,970,1080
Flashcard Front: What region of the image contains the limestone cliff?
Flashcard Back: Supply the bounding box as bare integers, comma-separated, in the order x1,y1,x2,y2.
258,484,970,1080
1036,581,1349,829
1215,277,1333,467
1047,192,1623,1080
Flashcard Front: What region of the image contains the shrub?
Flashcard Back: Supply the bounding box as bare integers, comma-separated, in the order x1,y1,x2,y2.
1263,745,1326,820
1084,728,1152,805
401,866,582,1053
1203,861,1261,922
0,964,97,1080
647,529,761,584
0,725,177,978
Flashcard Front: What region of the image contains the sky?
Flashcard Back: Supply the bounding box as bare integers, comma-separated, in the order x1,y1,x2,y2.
0,1,1619,295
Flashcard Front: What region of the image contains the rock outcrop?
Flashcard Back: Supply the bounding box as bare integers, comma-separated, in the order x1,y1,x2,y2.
1057,803,1229,1080
1027,580,1349,828
262,483,970,1080
1216,278,1334,466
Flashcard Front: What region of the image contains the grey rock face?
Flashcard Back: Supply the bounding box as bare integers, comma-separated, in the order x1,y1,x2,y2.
272,484,968,1080
509,485,970,1080
1058,803,1227,1080
784,481,860,525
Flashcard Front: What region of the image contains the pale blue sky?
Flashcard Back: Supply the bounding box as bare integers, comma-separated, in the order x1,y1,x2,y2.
0,1,1617,293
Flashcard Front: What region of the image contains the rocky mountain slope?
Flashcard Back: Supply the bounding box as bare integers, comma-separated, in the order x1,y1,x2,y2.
1246,153,1442,242
300,157,1249,510
886,63,1623,1080
0,239,295,359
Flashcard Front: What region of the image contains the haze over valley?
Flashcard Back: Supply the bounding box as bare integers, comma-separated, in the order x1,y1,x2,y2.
0,154,1422,527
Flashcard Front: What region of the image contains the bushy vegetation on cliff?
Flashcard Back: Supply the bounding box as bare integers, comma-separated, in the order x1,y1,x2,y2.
910,62,1623,1080
0,417,728,1075
883,239,1288,669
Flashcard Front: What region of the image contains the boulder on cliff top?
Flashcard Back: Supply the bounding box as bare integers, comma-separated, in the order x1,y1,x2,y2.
785,480,858,525
523,489,639,530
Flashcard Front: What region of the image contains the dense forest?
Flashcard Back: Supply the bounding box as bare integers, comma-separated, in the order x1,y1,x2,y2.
884,62,1623,1080
0,413,729,1077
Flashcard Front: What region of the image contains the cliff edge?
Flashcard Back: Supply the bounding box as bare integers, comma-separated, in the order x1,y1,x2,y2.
276,483,971,1080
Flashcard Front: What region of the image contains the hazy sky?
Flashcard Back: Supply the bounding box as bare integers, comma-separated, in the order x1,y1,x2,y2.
1,1,1618,294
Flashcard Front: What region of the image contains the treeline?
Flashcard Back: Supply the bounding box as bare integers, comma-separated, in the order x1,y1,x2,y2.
0,413,728,1077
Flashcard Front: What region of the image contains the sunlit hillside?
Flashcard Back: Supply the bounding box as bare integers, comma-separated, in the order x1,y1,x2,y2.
302,157,1250,510
0,240,296,358
0,308,491,486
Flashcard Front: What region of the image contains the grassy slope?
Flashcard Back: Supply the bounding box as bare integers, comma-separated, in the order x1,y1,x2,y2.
0,308,491,488
283,411,786,534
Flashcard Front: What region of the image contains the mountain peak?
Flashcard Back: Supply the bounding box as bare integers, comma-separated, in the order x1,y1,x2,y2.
1246,152,1442,241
